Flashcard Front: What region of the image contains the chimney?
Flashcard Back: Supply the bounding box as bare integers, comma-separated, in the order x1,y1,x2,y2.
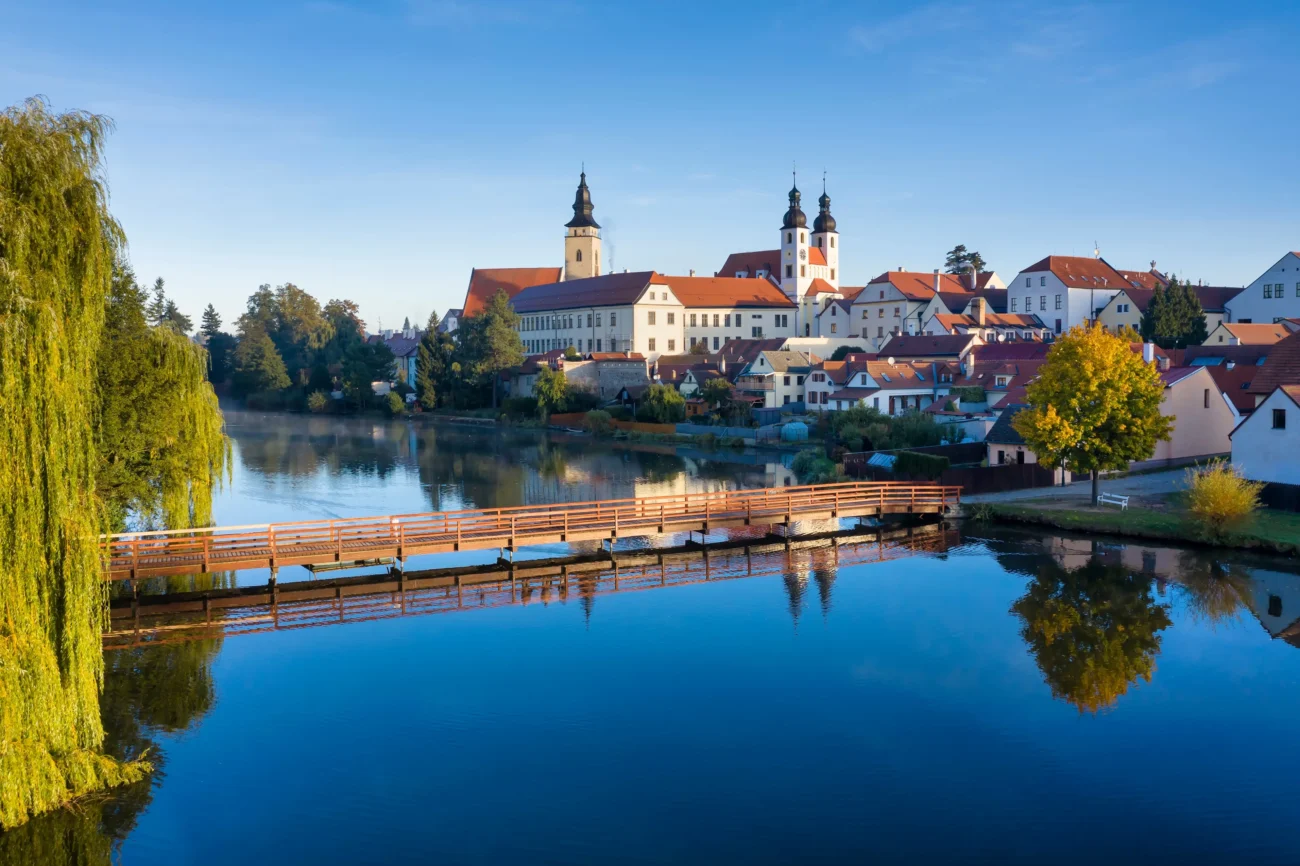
1142,342,1155,364
689,269,696,277
973,297,986,326
933,269,941,292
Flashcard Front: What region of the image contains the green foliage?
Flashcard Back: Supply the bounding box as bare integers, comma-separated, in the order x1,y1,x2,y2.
829,345,867,361
1186,460,1263,538
205,331,236,386
829,405,949,451
96,265,229,531
636,384,687,424
502,396,539,419
792,449,840,484
944,244,987,276
701,376,731,407
893,451,951,479
200,303,222,338
949,386,986,403
306,390,330,413
384,390,405,417
584,409,613,434
0,97,151,829
455,289,524,409
231,328,291,396
1011,556,1171,714
1013,325,1173,500
162,298,191,334
1139,277,1208,349
415,310,454,411
563,345,581,360
238,282,334,387
563,387,601,413
341,341,394,410
533,365,569,417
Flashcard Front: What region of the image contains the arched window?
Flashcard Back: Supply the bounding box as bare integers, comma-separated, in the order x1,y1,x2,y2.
830,237,836,248
576,250,583,262
786,232,792,243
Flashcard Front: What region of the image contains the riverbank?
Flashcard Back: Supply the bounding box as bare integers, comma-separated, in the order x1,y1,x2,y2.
979,494,1300,556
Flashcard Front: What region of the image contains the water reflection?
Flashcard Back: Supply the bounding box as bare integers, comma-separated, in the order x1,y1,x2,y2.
1010,556,1173,714
0,639,220,865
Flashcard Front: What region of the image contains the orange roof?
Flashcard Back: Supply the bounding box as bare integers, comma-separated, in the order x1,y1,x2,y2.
718,250,781,279
462,267,563,318
664,275,795,309
805,278,838,297
1248,330,1300,395
839,285,865,301
1116,269,1169,290
808,246,827,266
935,312,1041,330
1221,322,1291,345
868,270,973,301
1021,256,1130,289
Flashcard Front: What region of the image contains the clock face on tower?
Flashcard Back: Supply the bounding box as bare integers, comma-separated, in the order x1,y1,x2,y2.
798,248,807,261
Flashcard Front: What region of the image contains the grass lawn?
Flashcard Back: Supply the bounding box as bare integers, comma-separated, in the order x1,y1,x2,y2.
985,493,1300,555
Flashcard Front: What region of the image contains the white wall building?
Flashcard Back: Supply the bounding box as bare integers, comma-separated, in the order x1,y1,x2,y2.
1224,252,1300,324
513,272,684,362
1004,255,1135,334
1232,385,1300,486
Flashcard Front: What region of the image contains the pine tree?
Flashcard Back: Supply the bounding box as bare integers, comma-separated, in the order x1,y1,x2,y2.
162,298,192,334
1139,277,1207,349
145,277,167,325
201,303,223,338
456,289,524,409
416,310,455,410
402,315,411,331
944,244,987,275
231,328,291,396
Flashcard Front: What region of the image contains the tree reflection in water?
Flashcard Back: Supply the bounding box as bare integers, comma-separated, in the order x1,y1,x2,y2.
1172,552,1254,626
0,638,222,865
1011,556,1172,714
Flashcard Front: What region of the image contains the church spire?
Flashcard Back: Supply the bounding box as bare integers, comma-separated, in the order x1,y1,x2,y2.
565,168,600,229
782,170,807,230
814,173,836,234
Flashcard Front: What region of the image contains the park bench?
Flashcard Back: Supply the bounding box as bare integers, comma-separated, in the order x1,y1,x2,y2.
1097,493,1129,510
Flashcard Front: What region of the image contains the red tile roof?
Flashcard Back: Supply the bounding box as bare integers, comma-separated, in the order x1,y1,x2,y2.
1158,366,1202,387
838,285,866,301
969,342,1053,362
1248,330,1300,395
587,352,645,361
664,275,795,309
1117,269,1169,290
808,246,827,266
511,271,662,313
462,267,563,318
878,333,979,359
718,250,781,279
1219,322,1291,345
1021,256,1130,289
805,277,838,297
868,270,972,301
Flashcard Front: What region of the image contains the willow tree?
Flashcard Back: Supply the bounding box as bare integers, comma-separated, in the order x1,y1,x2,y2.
0,99,147,828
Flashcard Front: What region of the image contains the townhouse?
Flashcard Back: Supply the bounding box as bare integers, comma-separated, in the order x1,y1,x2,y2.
1224,251,1300,324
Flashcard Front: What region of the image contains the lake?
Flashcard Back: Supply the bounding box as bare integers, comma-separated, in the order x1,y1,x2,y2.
5,409,1300,864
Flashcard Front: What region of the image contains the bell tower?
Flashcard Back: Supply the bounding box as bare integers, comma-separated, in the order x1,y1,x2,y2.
779,174,811,302
564,169,601,281
811,176,839,290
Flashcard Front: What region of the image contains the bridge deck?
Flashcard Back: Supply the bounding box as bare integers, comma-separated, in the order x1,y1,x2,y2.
102,481,959,580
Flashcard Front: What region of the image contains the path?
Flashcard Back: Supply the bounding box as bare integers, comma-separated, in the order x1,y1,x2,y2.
962,468,1188,504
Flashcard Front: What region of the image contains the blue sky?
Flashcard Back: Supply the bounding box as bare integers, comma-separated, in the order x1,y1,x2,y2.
3,0,1297,331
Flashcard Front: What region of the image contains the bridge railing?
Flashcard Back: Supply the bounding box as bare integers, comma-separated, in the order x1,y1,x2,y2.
101,481,959,575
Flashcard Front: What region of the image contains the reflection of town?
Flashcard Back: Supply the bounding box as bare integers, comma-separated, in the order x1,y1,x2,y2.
984,531,1300,713
226,410,795,514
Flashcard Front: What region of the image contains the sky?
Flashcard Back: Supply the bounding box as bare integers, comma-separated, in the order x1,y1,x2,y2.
3,0,1298,332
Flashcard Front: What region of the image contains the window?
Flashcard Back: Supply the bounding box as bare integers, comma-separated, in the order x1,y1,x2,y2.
995,375,1010,387
713,336,719,350
713,314,720,327
1279,287,1286,302
1010,297,1017,312
667,340,675,352
1274,408,1287,429
752,327,763,338
595,314,602,327
1204,388,1210,408
1025,277,1031,287
586,313,592,327
1296,282,1300,297
877,326,884,338
1040,296,1047,311
831,237,836,248
596,339,602,352
587,339,593,352
830,268,836,280
576,250,582,262
648,338,656,352
724,314,731,326
1264,285,1273,298
610,313,616,326
786,232,792,243
800,232,805,243
786,265,793,278
830,323,838,334
667,312,675,325
893,307,900,317
784,376,791,386
1055,294,1062,310
689,313,697,327
800,265,806,277
878,308,884,318
998,450,1007,465
1040,276,1046,286
816,236,822,248
648,311,655,325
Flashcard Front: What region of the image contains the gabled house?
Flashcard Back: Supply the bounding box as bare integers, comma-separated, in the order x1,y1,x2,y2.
460,267,564,329
1097,284,1242,335
1005,255,1136,334
1204,321,1291,347
735,350,813,408
824,360,951,415
921,296,1048,342
877,333,980,364
1143,366,1238,469
1224,251,1300,324
1246,328,1300,408
1183,345,1271,414
1231,385,1300,487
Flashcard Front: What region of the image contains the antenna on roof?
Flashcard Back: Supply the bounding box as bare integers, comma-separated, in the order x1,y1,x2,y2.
1093,241,1101,259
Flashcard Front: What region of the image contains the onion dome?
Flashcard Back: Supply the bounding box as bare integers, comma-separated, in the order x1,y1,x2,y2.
814,185,836,233
565,170,600,229
782,179,807,230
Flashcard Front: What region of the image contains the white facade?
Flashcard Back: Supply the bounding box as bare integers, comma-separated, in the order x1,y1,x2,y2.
1224,252,1300,324
685,307,795,352
516,284,687,362
1005,269,1115,334
850,284,929,351
1232,387,1300,486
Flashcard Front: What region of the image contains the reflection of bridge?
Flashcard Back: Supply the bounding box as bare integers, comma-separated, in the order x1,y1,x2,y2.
104,523,958,647
102,482,959,581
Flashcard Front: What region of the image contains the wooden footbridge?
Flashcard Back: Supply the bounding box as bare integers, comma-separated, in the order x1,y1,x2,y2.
101,481,960,581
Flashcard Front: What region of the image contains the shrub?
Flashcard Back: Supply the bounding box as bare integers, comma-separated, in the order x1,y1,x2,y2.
792,449,839,484
894,450,950,480
583,409,613,435
949,386,986,404
1186,460,1263,537
636,384,686,424
502,396,538,419
306,390,330,414
564,388,602,413
383,390,405,417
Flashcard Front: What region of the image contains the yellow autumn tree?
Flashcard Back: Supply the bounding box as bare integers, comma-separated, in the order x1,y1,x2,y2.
1012,325,1172,504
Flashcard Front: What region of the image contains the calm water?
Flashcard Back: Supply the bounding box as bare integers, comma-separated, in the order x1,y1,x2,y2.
5,411,1300,864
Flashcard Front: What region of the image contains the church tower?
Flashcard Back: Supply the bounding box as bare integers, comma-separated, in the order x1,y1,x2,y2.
779,175,811,303
811,178,839,290
564,170,601,280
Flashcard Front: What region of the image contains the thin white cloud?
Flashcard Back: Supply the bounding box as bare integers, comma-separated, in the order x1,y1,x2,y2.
848,3,976,53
